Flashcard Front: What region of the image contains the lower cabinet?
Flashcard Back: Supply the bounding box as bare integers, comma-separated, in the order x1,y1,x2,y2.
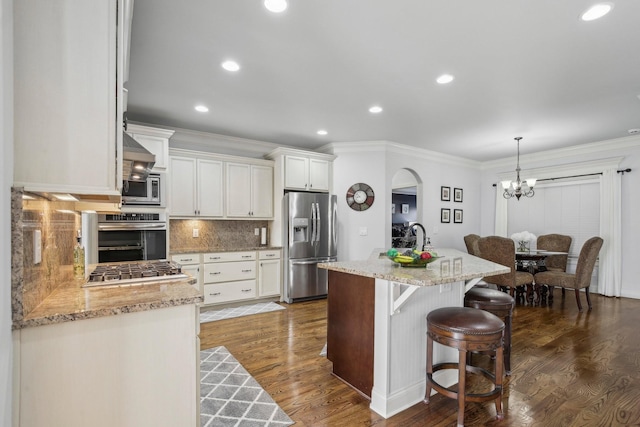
175,249,283,306
259,250,281,297
13,305,199,427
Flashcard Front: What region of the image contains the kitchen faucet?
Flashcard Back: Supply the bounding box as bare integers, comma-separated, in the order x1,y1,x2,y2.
411,222,427,251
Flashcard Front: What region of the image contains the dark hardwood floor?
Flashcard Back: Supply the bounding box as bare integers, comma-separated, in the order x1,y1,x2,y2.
200,293,640,426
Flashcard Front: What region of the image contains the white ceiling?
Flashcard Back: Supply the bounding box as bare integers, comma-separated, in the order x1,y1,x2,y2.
126,1,640,162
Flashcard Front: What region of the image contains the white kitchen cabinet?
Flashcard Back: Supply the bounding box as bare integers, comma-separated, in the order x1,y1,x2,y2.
13,305,198,427
169,156,223,217
171,253,202,292
203,251,257,305
258,250,282,297
13,0,124,198
126,124,174,172
225,163,273,218
283,155,330,192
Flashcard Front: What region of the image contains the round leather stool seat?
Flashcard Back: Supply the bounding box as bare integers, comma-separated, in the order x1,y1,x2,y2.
424,307,505,426
464,287,515,375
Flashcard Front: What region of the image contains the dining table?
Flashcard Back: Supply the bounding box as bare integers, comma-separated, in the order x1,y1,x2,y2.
515,249,568,304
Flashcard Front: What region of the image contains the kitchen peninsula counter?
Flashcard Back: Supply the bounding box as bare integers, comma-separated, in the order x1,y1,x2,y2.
319,248,509,419
12,274,201,330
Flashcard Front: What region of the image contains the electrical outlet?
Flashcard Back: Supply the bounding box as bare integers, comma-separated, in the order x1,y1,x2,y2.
440,283,451,293
359,227,368,236
255,228,260,236
433,226,439,235
192,228,199,238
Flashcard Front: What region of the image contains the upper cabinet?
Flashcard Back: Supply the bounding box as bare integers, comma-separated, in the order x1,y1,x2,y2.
225,163,273,218
13,0,128,199
267,148,335,193
126,124,174,172
168,149,273,219
169,156,224,218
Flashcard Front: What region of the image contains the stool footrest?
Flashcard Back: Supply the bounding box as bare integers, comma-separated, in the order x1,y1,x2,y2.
428,362,502,403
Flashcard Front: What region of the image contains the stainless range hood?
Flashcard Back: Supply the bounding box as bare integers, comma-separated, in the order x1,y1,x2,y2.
123,132,155,181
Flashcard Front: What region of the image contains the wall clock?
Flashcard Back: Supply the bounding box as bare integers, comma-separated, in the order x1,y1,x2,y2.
346,183,375,211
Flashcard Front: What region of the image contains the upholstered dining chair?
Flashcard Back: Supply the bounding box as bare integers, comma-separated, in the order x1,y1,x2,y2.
464,234,481,256
536,234,572,272
534,236,603,311
477,236,534,298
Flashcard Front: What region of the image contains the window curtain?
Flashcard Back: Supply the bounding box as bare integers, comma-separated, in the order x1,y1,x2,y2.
494,184,508,237
598,168,622,296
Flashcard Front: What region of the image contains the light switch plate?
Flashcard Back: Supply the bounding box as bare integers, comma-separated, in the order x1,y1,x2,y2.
359,227,368,236
192,228,199,238
34,229,42,264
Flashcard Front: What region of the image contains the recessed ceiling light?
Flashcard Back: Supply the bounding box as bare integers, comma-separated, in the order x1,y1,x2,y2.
628,129,640,135
436,74,455,84
195,105,209,113
264,0,287,13
369,106,383,114
317,130,328,136
580,3,613,21
221,60,240,72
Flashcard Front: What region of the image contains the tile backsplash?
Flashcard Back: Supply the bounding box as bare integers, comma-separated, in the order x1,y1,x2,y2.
11,188,80,322
170,219,270,252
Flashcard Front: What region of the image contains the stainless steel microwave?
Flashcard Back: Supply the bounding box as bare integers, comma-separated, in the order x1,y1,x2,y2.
122,174,162,206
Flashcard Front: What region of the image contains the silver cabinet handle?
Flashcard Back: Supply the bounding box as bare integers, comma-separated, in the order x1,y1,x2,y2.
241,269,253,273
209,292,221,296
241,289,253,293
210,272,221,275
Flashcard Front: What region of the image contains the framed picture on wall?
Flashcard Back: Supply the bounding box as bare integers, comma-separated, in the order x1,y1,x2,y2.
441,186,450,201
454,209,463,223
401,204,409,214
454,188,463,202
391,204,396,214
441,208,450,223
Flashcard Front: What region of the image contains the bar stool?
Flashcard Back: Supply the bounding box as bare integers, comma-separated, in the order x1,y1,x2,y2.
424,307,504,426
464,286,515,375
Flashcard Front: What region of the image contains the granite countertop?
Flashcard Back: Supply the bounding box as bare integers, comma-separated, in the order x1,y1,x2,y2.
318,248,510,287
13,274,202,330
170,246,282,255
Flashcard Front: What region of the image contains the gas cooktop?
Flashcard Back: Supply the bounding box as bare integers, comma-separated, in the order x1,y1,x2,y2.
83,260,188,288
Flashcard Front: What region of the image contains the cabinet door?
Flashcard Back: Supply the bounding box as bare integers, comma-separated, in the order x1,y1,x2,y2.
251,165,273,218
284,155,309,190
130,134,168,171
309,158,330,192
197,159,224,217
169,157,197,216
259,259,281,297
182,264,201,292
13,0,119,195
225,163,252,217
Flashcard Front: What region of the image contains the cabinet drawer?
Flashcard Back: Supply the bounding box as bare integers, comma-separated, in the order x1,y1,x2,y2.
259,250,281,260
203,281,256,304
171,253,201,265
203,261,256,283
203,251,256,263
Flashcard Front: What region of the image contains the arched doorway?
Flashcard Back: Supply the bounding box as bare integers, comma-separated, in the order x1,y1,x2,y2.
390,168,422,248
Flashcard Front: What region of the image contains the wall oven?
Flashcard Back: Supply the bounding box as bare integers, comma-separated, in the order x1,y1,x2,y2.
97,212,167,263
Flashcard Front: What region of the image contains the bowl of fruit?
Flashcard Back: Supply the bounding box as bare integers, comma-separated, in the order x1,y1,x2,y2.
386,248,439,267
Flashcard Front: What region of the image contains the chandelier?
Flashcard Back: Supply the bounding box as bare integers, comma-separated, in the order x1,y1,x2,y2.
501,137,536,200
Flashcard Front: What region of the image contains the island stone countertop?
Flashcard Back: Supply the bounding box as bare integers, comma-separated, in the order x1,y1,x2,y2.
12,274,202,330
318,248,510,286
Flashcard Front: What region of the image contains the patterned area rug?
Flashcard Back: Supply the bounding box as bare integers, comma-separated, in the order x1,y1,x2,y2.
200,346,294,427
200,302,286,323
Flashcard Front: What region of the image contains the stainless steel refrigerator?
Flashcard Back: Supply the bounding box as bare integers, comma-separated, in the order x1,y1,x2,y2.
283,192,337,303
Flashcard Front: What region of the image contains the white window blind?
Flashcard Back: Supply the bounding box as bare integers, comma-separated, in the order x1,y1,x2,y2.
506,179,600,258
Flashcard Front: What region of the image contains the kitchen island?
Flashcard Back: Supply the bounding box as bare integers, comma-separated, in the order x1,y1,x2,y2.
319,248,509,419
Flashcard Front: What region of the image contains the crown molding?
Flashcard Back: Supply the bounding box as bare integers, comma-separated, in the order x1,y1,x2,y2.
320,140,482,168
483,134,640,171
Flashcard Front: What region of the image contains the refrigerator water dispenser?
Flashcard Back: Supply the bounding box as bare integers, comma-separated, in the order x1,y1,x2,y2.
292,218,309,242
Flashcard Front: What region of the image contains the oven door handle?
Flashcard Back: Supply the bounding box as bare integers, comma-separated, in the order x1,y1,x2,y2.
98,245,144,252
98,223,167,231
